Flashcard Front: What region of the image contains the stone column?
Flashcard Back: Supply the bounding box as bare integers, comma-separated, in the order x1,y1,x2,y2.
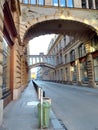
87,54,96,87
76,59,82,85
92,0,96,9
75,47,82,86
45,0,52,5
86,0,89,8
73,0,82,8
0,0,4,126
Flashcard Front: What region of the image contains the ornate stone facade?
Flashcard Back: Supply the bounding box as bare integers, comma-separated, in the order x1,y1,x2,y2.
45,34,98,88
0,0,98,126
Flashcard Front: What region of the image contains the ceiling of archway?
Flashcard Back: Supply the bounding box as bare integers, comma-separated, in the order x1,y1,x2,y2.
23,19,95,43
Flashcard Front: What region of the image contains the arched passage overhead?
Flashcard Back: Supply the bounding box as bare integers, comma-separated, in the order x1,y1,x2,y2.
23,19,96,44
29,62,55,70
20,5,98,45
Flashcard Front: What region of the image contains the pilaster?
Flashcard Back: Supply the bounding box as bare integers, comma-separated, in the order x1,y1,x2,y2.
0,0,4,126
12,39,23,100
87,53,96,88
76,59,82,86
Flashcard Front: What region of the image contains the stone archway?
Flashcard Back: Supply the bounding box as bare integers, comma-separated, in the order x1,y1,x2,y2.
20,5,98,45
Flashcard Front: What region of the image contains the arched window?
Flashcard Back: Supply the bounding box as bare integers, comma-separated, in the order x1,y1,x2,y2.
95,0,98,9
67,0,73,7
81,0,86,8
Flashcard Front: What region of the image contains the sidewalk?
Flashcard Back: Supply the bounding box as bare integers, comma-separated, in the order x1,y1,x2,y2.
0,81,63,130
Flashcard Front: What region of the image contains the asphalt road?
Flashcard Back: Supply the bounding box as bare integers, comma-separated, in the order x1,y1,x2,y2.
35,80,98,130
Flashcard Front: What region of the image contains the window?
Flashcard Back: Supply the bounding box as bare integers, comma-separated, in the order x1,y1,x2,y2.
2,38,11,96
67,0,73,7
81,0,86,8
70,50,75,61
53,0,58,6
94,57,98,81
64,35,66,46
23,0,28,4
64,54,67,64
72,65,77,81
91,35,98,52
38,0,44,5
60,0,66,7
95,0,98,9
31,0,36,4
78,43,86,57
80,61,88,81
65,68,69,81
88,0,93,9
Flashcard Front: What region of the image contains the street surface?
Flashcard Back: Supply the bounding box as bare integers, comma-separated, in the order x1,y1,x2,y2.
35,80,98,130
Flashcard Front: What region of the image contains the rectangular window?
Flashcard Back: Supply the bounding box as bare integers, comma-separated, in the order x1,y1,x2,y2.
60,0,66,7
38,0,44,5
65,54,67,64
88,0,93,9
70,50,75,61
65,68,69,81
80,62,88,81
67,0,73,7
31,0,36,4
24,0,28,4
81,0,86,8
2,38,11,96
53,0,58,6
71,65,77,81
95,0,98,9
94,57,98,81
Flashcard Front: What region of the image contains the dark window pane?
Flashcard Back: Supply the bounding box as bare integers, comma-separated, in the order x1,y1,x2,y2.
95,0,98,9
88,0,93,9
81,0,86,8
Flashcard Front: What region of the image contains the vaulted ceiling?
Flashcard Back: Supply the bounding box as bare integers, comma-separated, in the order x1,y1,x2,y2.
23,19,95,42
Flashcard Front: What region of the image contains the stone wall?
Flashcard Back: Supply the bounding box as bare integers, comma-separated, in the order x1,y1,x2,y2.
0,0,4,126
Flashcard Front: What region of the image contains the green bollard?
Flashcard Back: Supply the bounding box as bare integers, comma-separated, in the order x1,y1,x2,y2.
37,101,51,128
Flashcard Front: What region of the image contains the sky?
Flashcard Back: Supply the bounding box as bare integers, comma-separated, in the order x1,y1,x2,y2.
29,34,55,55
29,34,55,74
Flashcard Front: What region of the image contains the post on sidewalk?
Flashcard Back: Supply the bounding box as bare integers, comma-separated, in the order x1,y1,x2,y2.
40,88,43,129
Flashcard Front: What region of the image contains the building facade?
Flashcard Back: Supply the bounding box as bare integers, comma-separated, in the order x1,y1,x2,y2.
44,33,98,87
0,0,98,126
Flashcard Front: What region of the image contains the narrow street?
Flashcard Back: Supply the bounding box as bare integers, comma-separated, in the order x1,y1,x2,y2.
35,80,98,130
